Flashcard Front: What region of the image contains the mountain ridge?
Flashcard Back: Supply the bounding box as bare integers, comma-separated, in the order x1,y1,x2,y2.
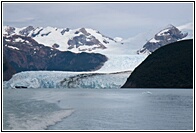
137,24,188,54
3,23,192,55
3,26,122,53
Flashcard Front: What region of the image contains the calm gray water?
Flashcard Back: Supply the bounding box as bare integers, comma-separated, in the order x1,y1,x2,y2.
3,89,193,130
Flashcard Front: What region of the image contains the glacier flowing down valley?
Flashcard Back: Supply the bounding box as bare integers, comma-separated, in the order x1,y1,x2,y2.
4,54,147,89
3,71,131,89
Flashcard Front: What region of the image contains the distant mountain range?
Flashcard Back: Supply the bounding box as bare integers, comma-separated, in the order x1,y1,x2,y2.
3,26,122,53
3,23,192,54
3,23,193,81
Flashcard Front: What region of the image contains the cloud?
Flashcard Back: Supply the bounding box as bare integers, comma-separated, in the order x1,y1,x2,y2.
3,2,193,38
4,17,35,23
79,11,154,29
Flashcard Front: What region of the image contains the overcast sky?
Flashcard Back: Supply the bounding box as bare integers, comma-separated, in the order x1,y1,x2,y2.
3,2,193,38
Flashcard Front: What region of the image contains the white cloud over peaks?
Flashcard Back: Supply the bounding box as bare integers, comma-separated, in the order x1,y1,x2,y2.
3,2,193,38
4,17,35,23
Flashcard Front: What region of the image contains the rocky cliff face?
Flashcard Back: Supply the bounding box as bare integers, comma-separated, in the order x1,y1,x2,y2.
137,25,188,54
3,35,108,81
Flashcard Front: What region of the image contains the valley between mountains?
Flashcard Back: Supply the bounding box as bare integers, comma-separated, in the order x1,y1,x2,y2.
3,22,193,89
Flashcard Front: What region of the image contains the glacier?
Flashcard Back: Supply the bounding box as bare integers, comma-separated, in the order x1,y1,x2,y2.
96,54,147,73
4,54,147,89
3,71,131,89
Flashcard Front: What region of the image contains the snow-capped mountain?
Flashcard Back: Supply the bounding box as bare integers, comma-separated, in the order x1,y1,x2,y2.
3,34,109,81
137,24,189,54
4,23,192,55
3,25,148,81
3,26,122,53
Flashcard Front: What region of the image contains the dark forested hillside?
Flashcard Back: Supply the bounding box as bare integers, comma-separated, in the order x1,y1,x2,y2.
3,57,16,81
122,39,193,88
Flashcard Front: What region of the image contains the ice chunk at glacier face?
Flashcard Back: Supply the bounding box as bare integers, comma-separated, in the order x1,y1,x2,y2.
4,71,131,89
3,71,79,89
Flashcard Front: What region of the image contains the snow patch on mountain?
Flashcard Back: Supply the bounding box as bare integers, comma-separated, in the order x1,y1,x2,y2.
114,37,123,42
6,45,19,50
149,38,160,43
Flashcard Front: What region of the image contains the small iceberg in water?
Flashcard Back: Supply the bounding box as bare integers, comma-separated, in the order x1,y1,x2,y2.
142,91,152,95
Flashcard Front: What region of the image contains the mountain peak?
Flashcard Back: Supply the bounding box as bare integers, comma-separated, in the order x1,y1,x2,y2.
137,24,188,54
165,24,176,29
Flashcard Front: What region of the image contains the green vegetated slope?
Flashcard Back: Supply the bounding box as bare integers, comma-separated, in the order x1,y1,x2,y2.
122,39,193,88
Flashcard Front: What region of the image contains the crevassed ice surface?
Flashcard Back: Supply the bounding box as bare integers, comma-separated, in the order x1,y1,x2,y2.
3,71,131,89
96,54,147,73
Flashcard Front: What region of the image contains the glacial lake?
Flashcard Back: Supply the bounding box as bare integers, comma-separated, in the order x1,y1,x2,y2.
3,88,193,131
